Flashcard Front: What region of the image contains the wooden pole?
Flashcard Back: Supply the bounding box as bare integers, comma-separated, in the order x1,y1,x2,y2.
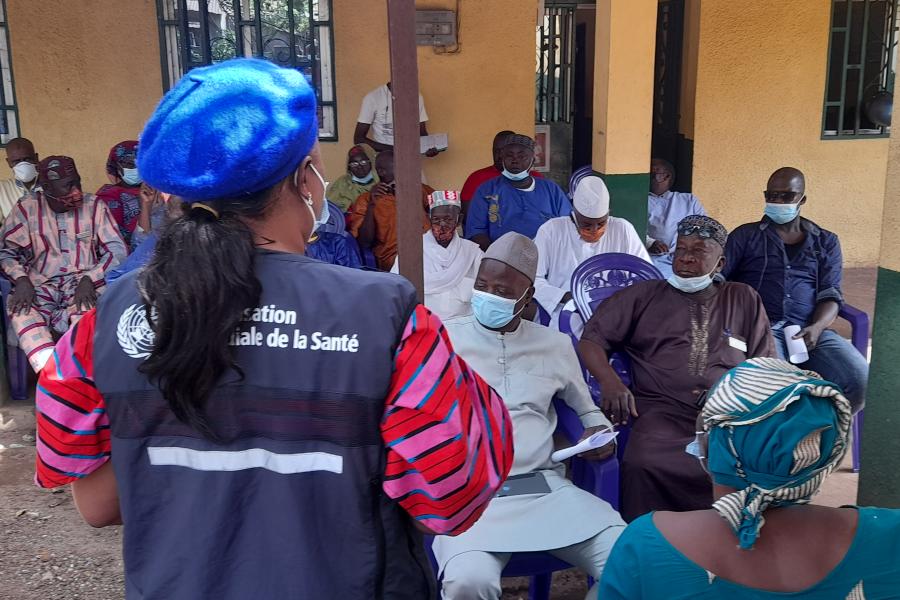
387,0,424,301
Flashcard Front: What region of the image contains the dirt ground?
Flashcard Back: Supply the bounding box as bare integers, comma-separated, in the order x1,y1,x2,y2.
0,402,124,600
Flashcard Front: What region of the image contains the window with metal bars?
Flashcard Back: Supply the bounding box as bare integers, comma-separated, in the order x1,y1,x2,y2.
0,0,19,146
156,0,337,139
536,5,575,124
823,0,898,138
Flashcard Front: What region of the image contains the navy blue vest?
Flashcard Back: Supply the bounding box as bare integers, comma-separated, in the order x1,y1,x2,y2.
94,251,434,599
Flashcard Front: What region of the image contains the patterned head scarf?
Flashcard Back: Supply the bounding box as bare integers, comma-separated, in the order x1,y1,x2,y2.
428,190,461,212
38,155,79,184
702,357,852,550
677,214,728,248
106,140,138,179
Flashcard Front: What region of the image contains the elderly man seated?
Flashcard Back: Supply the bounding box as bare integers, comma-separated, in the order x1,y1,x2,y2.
465,134,570,250
0,137,41,215
534,175,650,325
435,232,625,600
578,216,775,523
0,156,126,371
391,190,482,321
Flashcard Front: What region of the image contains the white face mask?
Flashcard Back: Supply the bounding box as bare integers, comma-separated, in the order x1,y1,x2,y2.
667,264,718,294
13,161,37,183
297,162,329,242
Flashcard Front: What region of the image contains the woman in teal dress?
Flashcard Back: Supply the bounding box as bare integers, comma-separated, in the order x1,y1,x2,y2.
600,357,900,599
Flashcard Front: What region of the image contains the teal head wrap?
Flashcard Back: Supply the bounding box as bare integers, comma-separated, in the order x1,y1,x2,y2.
702,357,852,550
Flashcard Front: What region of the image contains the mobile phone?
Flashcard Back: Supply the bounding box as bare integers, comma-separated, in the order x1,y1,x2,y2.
495,472,552,498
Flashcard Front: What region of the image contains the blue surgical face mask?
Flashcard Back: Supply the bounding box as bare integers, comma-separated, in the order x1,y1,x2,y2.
471,288,528,329
121,167,142,186
351,172,374,185
667,264,717,294
764,202,801,224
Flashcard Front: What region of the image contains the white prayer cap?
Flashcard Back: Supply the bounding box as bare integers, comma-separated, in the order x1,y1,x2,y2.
573,176,610,218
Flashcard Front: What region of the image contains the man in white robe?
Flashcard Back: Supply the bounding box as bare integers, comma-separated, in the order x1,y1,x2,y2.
534,176,650,326
392,190,483,321
436,232,625,600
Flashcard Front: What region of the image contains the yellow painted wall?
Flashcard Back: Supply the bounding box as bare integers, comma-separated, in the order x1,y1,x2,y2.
321,0,538,190
5,0,536,194
592,0,657,174
691,0,887,266
6,0,162,193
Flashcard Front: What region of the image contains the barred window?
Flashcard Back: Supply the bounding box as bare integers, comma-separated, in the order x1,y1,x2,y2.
0,0,19,145
823,0,898,138
156,0,337,139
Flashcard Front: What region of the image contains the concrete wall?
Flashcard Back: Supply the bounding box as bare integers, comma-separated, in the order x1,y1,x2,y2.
7,0,163,192
321,0,538,190
691,0,888,266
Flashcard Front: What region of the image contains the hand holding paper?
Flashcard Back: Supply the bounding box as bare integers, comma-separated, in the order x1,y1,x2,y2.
551,430,618,463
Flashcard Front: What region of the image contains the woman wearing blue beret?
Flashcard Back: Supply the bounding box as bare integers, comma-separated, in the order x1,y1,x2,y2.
33,58,514,600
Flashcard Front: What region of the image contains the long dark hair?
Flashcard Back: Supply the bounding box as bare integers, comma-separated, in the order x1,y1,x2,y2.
137,188,274,437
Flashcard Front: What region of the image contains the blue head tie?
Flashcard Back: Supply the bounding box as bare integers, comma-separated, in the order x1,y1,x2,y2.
702,358,852,549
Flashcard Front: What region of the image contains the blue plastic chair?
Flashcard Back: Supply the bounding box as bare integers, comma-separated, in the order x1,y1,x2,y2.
568,165,593,199
0,278,29,400
425,399,619,600
837,304,869,473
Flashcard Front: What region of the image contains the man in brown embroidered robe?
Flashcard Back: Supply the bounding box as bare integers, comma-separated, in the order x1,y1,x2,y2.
579,215,775,522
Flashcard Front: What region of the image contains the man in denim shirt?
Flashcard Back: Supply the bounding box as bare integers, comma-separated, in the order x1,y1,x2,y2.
722,167,867,413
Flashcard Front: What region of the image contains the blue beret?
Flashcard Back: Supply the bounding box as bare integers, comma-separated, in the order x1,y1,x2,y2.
138,58,318,200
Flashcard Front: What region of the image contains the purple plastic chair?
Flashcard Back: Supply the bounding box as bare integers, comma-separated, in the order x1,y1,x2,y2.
559,253,662,393
425,399,619,600
535,303,551,327
568,165,593,199
0,278,28,401
569,253,663,320
837,304,869,473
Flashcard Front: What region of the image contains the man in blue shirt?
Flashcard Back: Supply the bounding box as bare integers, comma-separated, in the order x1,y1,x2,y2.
722,167,867,413
647,158,706,278
465,134,570,250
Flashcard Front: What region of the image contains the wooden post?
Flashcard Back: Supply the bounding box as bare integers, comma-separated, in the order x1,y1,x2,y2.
387,0,424,301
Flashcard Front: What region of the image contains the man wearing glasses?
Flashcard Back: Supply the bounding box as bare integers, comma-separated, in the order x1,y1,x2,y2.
579,215,775,522
722,167,867,414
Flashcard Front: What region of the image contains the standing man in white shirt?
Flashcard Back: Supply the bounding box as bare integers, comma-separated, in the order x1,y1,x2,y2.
534,176,650,325
354,82,438,156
